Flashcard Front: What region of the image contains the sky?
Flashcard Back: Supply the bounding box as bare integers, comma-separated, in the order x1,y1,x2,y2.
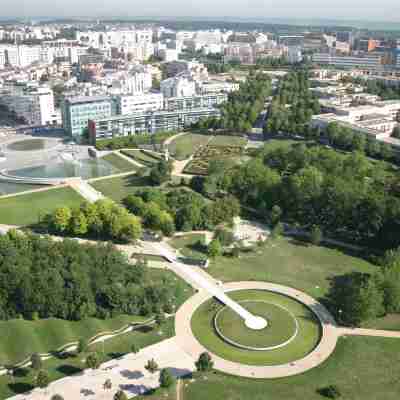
2,0,400,22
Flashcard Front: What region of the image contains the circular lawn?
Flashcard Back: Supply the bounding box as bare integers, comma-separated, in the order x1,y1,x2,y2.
215,300,298,350
191,289,322,366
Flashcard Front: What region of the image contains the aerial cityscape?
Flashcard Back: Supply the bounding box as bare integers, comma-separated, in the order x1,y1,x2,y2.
0,2,400,399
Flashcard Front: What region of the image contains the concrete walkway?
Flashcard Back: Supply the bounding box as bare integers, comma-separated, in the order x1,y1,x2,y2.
9,337,195,400
68,178,104,203
148,242,260,325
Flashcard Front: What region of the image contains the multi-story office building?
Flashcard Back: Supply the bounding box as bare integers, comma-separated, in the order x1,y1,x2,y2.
62,96,112,137
164,93,228,112
116,93,164,114
88,107,220,143
312,53,383,69
0,86,57,126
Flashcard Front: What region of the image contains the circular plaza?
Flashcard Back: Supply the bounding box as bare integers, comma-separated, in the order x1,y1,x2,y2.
175,281,339,378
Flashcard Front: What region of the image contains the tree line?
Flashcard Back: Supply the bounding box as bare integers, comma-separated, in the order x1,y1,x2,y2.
123,188,240,236
0,230,179,321
43,199,142,243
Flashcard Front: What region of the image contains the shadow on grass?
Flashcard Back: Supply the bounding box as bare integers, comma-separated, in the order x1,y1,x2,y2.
135,325,153,334
56,364,83,375
13,368,30,378
8,382,34,395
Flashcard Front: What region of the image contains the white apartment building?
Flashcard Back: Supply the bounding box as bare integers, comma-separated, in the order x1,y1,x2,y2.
0,85,56,126
396,54,400,70
312,53,382,69
116,93,164,114
0,45,42,68
159,48,179,62
287,46,303,64
199,80,240,94
104,66,153,95
161,76,197,98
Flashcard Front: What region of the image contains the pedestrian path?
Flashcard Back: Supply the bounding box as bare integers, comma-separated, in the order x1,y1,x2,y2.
9,337,195,400
68,178,104,203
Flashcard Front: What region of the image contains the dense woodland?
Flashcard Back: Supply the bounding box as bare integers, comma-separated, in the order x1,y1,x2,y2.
193,72,272,133
202,144,400,251
264,70,321,135
0,231,179,321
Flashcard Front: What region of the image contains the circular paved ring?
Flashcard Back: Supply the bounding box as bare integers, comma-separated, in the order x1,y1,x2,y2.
214,300,299,351
175,281,340,379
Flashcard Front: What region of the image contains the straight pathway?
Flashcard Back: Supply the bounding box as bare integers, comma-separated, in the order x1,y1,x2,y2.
68,178,104,203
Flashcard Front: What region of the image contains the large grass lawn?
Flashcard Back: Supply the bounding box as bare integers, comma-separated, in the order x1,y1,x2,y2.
101,153,138,172
138,336,400,400
168,133,211,160
90,174,152,202
0,318,176,399
263,138,300,152
206,237,376,299
0,187,83,226
0,315,147,365
121,149,162,167
191,290,321,365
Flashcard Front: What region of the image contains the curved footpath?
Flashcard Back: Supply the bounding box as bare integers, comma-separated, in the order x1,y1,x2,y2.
175,281,339,379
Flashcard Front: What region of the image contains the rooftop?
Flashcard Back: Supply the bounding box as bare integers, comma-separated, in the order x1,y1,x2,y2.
66,95,110,105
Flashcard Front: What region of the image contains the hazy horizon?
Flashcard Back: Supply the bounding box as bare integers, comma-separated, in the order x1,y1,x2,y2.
2,0,400,23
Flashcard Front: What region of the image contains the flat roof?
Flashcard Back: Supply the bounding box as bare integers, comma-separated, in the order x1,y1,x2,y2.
67,95,110,105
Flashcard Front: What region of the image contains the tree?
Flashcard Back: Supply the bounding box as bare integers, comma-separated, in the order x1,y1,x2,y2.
270,205,282,226
51,395,64,400
327,273,384,326
310,225,323,246
159,368,175,388
271,222,284,239
86,352,101,370
77,338,88,354
392,125,400,139
195,352,214,372
35,370,50,390
150,160,172,185
318,385,341,399
52,206,72,233
131,343,139,354
213,227,235,246
145,358,158,374
208,239,222,258
31,353,42,371
155,312,167,327
70,211,88,236
114,390,128,400
103,378,112,390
